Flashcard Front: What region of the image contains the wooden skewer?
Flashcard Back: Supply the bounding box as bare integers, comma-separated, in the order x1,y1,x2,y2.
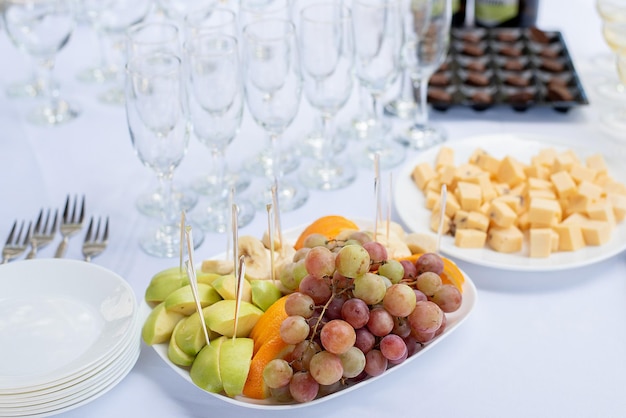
185,227,210,346
232,255,246,341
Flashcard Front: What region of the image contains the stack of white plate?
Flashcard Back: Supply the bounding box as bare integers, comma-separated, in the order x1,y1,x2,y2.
0,259,140,417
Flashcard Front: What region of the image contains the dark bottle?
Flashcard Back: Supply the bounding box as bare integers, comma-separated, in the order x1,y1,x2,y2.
452,0,467,27
474,0,539,28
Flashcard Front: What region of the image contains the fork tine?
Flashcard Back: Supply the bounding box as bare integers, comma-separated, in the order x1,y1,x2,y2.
78,195,86,223
20,222,32,246
84,217,94,243
50,209,59,234
5,221,17,245
62,195,70,224
102,217,109,242
34,209,44,234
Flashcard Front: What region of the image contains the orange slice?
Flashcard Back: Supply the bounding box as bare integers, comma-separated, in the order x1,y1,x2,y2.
294,215,359,250
242,335,293,399
249,295,288,354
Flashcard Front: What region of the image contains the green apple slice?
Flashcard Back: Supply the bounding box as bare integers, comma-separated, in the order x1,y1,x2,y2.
167,319,196,367
174,311,211,356
145,267,189,304
203,299,263,338
211,274,252,302
249,279,282,311
219,337,254,397
142,302,186,345
190,336,225,393
164,283,222,315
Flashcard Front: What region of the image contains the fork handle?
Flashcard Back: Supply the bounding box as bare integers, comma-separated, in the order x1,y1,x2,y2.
54,239,68,258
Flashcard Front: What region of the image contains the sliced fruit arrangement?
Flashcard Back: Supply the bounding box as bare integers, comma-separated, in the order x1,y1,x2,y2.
141,215,467,404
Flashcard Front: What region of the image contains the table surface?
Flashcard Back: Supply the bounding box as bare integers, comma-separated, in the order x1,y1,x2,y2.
1,1,626,417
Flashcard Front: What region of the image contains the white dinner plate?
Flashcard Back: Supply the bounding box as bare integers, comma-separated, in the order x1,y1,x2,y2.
394,133,626,271
0,259,137,392
145,219,478,409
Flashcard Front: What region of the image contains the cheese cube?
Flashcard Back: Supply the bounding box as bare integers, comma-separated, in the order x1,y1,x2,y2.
489,200,517,228
552,153,576,173
587,199,616,226
455,181,482,211
493,182,512,196
455,163,484,183
562,213,590,225
608,193,626,221
603,180,626,196
412,162,437,190
473,152,501,176
468,148,487,164
434,191,461,218
497,156,526,187
553,223,585,251
430,211,451,234
528,177,554,190
569,164,597,184
435,146,455,168
551,230,560,252
525,163,550,180
437,164,457,187
424,189,440,210
528,188,557,200
493,194,524,215
453,210,490,232
550,170,577,199
533,148,558,167
464,172,497,202
577,181,603,201
563,194,592,217
581,220,612,246
425,177,442,193
529,228,553,258
517,211,530,231
586,154,608,175
487,226,523,253
528,198,562,226
455,229,487,248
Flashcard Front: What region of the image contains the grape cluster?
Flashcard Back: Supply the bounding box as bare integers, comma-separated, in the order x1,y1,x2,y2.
268,231,463,403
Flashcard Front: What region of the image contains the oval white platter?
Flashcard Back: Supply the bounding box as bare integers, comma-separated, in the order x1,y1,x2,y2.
394,133,626,272
145,219,478,409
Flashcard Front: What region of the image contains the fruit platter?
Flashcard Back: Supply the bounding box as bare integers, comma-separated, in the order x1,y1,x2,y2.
141,216,477,408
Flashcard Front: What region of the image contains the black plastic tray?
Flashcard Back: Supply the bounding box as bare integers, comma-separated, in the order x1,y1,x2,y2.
426,27,589,112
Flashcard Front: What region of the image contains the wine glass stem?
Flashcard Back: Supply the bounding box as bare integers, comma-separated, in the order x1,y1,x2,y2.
36,57,58,109
269,132,283,181
157,171,176,224
397,68,414,103
319,112,336,163
210,147,227,198
358,83,376,121
412,76,430,126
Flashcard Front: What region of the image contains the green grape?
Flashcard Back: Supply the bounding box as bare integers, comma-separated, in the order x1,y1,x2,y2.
383,283,417,317
353,272,386,305
335,244,370,278
378,259,404,284
280,315,310,345
339,346,366,378
416,271,442,297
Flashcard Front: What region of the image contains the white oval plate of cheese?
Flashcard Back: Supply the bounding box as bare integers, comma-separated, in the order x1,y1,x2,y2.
394,133,626,271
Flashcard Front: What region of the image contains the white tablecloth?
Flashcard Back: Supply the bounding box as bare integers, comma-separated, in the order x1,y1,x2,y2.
1,0,625,417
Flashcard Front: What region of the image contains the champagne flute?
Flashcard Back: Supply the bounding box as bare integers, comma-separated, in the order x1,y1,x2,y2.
395,0,452,149
239,0,301,178
185,33,256,232
156,0,219,23
127,21,200,219
241,18,308,211
125,51,204,257
298,3,356,190
90,0,152,104
3,0,80,125
352,0,406,169
183,7,252,194
600,17,626,134
596,0,626,102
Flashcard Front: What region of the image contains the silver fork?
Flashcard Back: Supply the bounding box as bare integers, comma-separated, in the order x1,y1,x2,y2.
54,195,86,258
2,220,32,264
26,208,58,259
82,216,109,262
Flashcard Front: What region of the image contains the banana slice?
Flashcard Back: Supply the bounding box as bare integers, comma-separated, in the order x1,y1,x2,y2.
201,259,234,275
373,230,412,259
404,232,437,254
238,235,271,281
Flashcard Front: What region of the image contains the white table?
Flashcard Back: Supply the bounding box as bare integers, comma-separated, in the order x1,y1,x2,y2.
1,1,625,417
